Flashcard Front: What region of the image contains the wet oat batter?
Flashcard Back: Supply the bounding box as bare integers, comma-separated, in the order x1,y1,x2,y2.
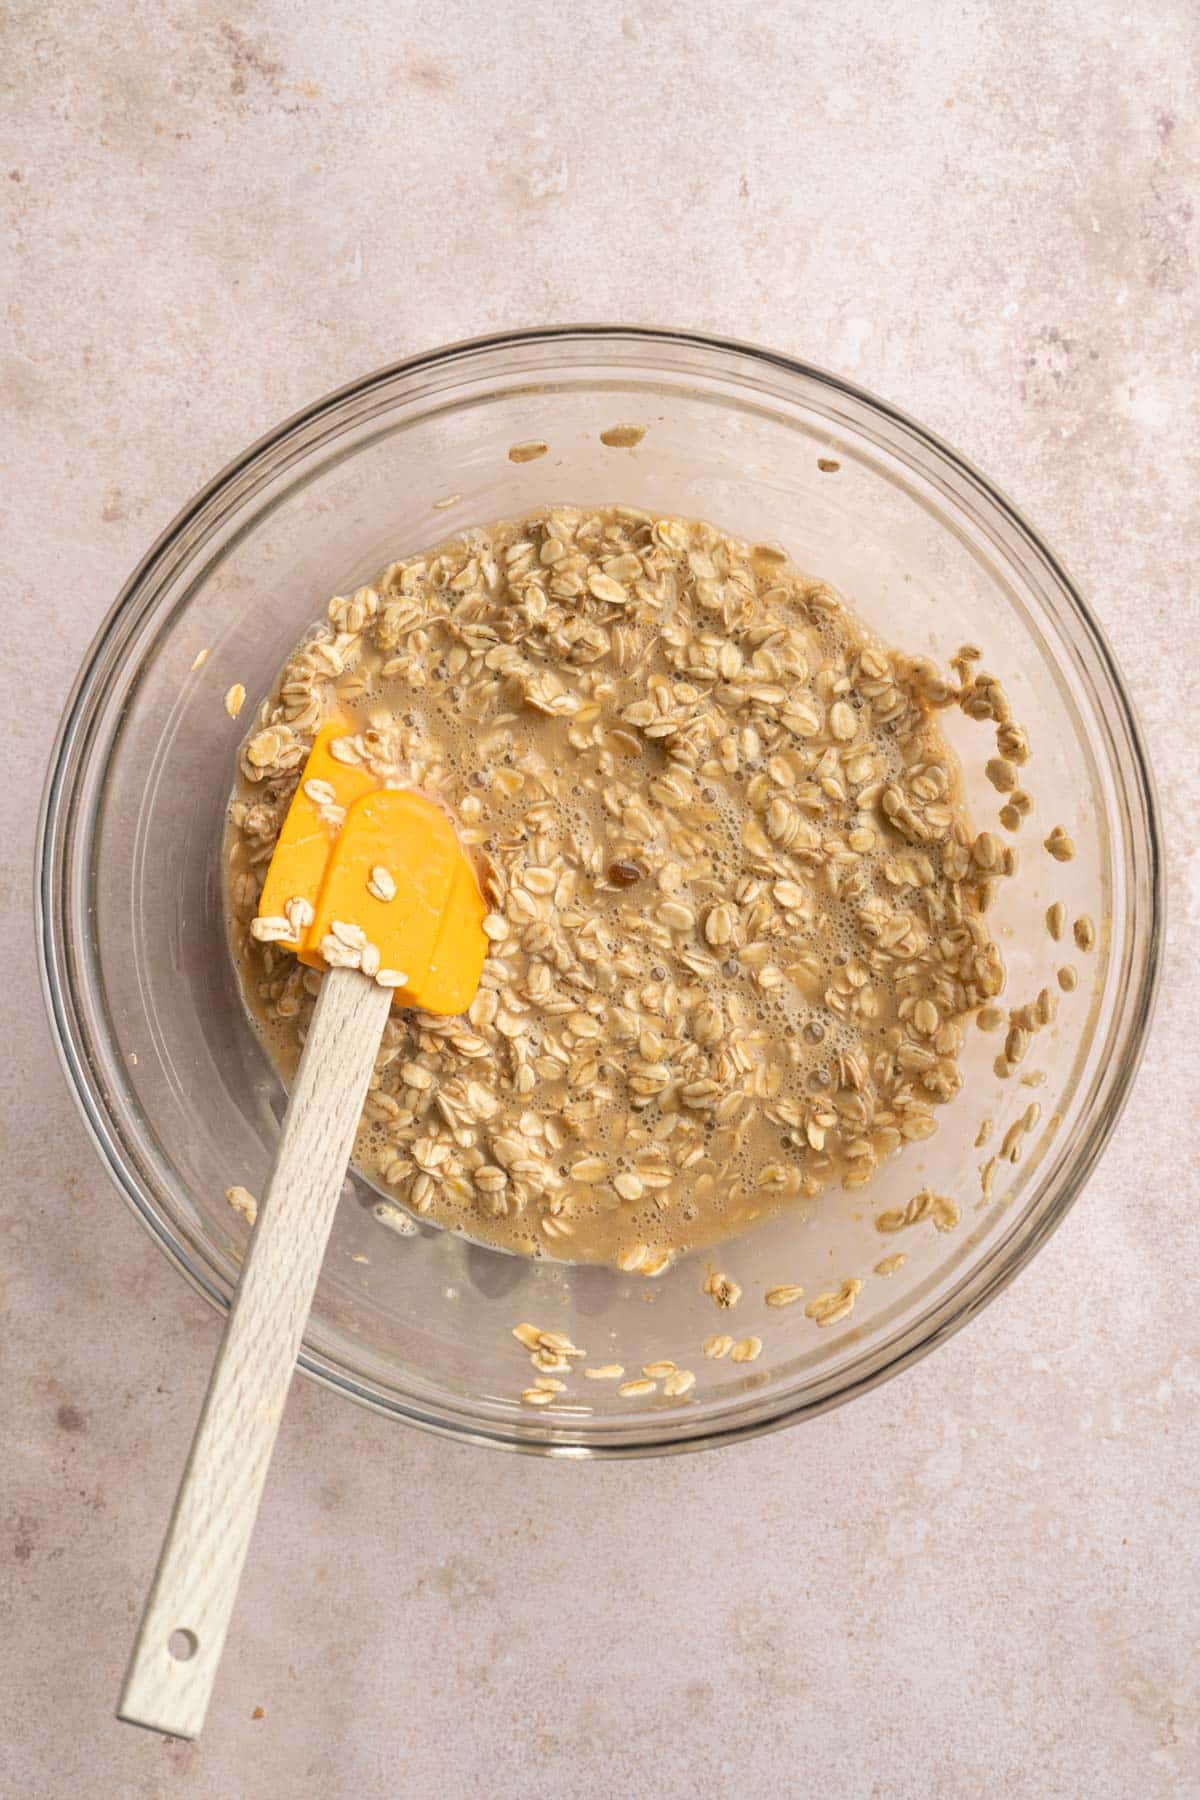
226,506,1008,1267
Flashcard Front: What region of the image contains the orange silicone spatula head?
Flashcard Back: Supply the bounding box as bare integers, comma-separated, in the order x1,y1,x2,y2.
253,723,488,1015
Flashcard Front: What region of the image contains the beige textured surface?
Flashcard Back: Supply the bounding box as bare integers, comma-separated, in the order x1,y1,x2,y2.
3,4,1198,1794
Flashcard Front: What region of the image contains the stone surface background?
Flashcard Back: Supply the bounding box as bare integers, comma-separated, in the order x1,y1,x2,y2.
3,3,1197,1794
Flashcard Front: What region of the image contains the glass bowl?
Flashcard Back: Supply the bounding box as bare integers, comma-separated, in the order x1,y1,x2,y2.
37,327,1163,1456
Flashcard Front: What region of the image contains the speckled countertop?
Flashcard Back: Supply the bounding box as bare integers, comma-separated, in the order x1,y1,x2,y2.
3,4,1198,1795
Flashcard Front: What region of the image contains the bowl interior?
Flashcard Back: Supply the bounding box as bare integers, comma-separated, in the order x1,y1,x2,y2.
43,333,1158,1452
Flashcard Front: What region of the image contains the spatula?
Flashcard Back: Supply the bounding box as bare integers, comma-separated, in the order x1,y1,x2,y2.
118,722,487,1738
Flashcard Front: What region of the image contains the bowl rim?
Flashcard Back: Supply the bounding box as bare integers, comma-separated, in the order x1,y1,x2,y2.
36,323,1166,1458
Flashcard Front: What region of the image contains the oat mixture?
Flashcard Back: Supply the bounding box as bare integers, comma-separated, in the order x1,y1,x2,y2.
226,505,1012,1268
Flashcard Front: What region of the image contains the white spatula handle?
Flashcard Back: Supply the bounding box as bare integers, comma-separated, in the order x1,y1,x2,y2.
119,966,393,1739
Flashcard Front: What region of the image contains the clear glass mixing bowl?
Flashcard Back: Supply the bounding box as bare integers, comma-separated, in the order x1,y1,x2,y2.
37,327,1163,1456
